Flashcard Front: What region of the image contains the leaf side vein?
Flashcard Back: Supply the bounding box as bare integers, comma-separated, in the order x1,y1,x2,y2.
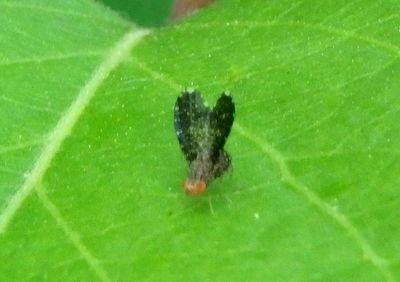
0,27,150,234
127,39,396,282
234,123,394,282
0,2,124,24
35,188,111,282
177,21,400,57
0,51,105,66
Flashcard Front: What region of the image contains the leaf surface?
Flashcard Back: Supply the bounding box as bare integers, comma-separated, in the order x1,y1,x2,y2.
0,0,399,281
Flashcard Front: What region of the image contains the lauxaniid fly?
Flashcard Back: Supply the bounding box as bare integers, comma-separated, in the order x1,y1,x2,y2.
174,89,235,195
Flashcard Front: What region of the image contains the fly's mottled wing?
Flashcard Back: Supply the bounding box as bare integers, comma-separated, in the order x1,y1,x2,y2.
209,93,235,156
174,90,209,162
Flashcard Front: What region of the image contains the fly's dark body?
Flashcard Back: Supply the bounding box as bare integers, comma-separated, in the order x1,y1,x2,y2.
174,89,235,195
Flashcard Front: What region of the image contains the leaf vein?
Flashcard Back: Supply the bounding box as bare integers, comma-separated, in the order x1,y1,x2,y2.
130,43,396,282
273,1,303,21
0,51,105,66
178,21,400,57
0,2,124,24
286,149,400,161
35,188,111,282
0,95,60,114
330,104,400,154
0,140,43,155
234,122,394,282
0,28,150,234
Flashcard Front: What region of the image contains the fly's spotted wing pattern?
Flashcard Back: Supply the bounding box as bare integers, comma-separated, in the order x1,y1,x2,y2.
174,90,209,162
174,89,235,195
209,93,235,161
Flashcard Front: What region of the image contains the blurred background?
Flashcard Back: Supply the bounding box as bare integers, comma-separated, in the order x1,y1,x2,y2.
98,0,215,26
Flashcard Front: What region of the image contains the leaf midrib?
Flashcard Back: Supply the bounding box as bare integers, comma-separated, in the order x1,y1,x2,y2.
0,27,150,235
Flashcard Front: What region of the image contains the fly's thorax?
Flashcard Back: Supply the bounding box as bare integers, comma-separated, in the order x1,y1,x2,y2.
188,151,214,183
189,116,214,150
187,149,231,184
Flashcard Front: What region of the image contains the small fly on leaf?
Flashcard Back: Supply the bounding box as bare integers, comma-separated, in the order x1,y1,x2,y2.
174,89,235,195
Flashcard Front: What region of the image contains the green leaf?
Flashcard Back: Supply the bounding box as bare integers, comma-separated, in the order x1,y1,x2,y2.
1,0,399,281
98,0,174,27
